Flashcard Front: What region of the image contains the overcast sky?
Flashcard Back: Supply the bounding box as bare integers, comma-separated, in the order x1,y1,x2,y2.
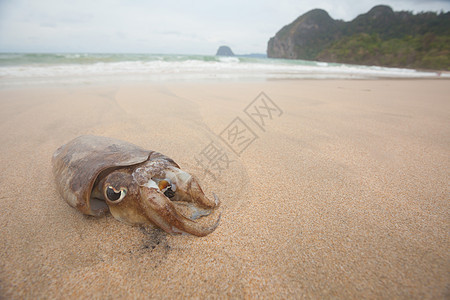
0,0,449,54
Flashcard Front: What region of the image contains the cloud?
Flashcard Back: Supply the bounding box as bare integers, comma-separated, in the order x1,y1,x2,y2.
0,0,449,54
40,22,57,28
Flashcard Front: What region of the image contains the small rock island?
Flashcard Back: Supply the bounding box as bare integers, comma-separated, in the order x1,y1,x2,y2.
216,46,235,56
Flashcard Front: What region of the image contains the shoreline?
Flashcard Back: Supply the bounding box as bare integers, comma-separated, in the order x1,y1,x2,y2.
1,53,448,88
1,74,449,90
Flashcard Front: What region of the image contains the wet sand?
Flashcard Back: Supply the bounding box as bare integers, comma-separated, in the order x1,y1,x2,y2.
0,79,449,298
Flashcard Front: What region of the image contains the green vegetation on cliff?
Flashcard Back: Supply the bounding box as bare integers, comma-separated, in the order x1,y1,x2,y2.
267,5,450,70
318,33,450,70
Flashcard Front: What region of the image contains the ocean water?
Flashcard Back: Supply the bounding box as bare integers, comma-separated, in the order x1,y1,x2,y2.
0,53,447,86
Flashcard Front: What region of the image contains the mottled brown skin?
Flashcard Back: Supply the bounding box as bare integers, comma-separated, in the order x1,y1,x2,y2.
52,135,220,237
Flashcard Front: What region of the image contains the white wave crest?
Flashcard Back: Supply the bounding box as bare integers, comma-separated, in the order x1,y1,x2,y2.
0,55,447,86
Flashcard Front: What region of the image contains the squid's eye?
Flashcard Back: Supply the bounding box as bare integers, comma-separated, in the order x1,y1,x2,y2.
106,186,127,202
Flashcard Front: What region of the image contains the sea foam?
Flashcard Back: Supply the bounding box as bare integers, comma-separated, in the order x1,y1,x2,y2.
0,53,447,86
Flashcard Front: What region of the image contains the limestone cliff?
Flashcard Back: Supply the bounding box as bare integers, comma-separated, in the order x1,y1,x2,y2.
267,5,450,70
267,9,341,60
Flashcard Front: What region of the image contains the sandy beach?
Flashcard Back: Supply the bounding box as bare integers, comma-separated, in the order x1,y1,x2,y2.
0,79,448,298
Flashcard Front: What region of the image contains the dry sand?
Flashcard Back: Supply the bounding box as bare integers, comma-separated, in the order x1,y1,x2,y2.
0,79,448,299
